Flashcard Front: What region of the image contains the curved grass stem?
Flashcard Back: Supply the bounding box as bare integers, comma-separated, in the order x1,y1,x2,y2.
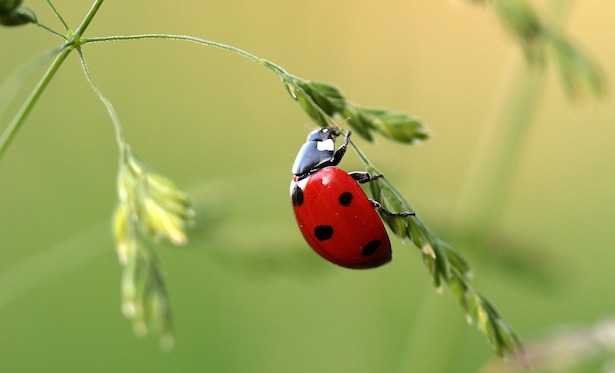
76,49,127,155
81,33,291,78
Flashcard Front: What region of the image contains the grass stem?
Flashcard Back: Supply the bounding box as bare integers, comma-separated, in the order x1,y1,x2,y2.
77,49,127,153
455,0,575,239
0,0,106,160
0,47,71,158
81,33,291,78
34,21,67,39
44,0,70,31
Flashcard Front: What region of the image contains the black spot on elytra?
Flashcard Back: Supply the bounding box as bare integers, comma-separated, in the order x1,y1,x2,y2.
292,185,304,206
314,225,334,241
338,192,353,206
362,240,381,256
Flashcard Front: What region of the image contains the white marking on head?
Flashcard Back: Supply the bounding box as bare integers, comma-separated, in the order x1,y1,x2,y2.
317,139,335,152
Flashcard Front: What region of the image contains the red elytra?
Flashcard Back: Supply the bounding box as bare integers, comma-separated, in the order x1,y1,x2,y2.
291,166,392,269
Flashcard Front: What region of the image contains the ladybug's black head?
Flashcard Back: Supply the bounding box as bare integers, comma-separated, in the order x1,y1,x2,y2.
292,128,339,177
306,128,338,142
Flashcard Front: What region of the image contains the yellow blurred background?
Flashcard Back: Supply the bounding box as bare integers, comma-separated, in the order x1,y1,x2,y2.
1,1,614,372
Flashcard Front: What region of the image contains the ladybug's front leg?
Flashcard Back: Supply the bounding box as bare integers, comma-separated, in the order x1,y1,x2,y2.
370,200,416,217
330,130,351,166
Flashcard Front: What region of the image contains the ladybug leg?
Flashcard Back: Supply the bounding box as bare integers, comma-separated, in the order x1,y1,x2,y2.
330,130,351,166
370,200,416,217
349,172,383,184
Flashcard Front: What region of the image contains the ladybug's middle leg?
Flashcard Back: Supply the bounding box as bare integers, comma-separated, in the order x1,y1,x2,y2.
370,200,415,217
349,172,383,184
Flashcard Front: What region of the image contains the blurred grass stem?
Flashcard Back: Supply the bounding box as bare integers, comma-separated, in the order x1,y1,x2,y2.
455,0,573,238
0,48,71,159
458,66,545,234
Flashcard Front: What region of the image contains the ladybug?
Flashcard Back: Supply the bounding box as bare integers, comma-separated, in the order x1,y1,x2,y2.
290,128,414,269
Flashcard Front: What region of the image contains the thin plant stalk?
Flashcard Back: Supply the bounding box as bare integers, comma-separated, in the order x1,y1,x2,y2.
44,0,70,31
33,22,66,39
81,34,291,78
0,0,105,160
0,47,71,158
0,46,65,120
76,49,127,154
73,0,104,37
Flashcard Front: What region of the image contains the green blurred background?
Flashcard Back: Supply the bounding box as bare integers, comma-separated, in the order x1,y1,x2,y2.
1,1,614,372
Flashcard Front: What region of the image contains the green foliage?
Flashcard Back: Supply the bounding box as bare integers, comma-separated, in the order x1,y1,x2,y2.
355,107,427,144
286,79,428,144
549,33,607,97
471,0,606,98
295,80,346,120
492,0,544,62
364,163,521,356
0,0,520,355
288,70,521,355
284,68,521,355
288,80,337,128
